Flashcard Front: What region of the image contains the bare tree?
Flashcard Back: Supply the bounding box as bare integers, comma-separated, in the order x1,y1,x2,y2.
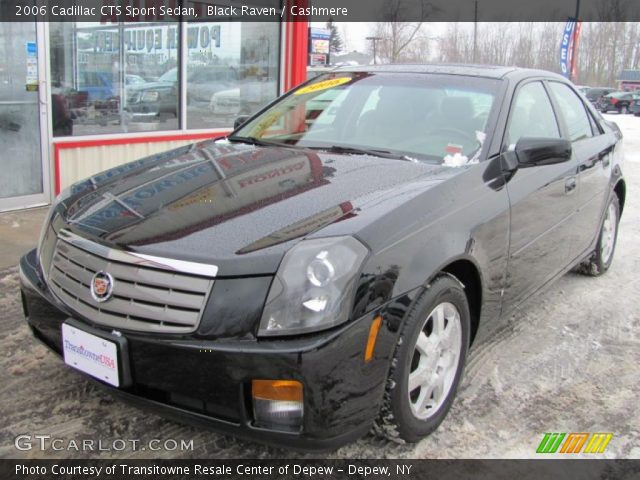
437,20,639,87
376,15,638,88
371,0,438,63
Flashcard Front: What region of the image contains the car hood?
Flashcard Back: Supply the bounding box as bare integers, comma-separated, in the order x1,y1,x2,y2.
59,140,453,275
129,81,174,92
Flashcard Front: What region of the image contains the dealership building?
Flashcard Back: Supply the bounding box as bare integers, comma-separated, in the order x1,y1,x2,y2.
0,10,311,211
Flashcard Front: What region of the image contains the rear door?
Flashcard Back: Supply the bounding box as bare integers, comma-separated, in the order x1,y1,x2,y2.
546,81,613,260
501,80,578,308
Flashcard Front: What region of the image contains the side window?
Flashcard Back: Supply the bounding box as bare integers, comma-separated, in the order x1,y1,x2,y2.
586,109,602,136
547,82,593,142
505,81,560,148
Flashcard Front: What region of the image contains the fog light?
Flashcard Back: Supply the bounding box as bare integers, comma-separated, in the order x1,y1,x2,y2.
252,380,303,432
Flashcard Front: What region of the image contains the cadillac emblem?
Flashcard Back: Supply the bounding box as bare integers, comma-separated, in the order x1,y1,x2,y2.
90,271,114,303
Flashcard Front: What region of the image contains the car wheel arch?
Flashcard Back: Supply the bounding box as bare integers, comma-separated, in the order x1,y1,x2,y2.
424,257,483,345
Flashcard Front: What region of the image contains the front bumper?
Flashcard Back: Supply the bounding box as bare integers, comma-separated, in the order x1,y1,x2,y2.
19,249,407,450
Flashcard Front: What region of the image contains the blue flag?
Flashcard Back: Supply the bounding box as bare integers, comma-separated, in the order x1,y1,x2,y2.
560,19,577,79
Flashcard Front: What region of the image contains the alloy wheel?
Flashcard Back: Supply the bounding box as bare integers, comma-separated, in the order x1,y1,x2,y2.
600,201,617,265
407,302,463,420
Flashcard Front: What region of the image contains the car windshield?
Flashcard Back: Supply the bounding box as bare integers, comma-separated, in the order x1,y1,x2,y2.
234,72,501,163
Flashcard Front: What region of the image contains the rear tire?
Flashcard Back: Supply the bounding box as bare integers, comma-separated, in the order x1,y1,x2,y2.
575,195,620,276
375,275,470,443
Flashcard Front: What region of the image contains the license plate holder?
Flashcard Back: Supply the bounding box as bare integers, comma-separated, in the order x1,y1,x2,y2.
61,320,131,387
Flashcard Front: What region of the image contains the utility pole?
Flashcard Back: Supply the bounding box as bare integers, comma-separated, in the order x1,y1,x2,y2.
366,36,382,65
473,0,478,63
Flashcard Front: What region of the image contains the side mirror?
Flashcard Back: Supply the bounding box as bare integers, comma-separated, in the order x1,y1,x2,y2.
513,137,572,168
234,115,250,130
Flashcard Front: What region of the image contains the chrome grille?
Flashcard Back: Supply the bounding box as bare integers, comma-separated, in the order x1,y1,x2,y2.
48,230,216,334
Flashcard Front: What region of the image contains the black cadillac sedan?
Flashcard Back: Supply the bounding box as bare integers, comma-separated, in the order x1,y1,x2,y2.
20,65,625,450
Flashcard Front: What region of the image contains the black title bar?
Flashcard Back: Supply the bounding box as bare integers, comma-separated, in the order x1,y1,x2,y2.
1,0,640,22
2,459,639,480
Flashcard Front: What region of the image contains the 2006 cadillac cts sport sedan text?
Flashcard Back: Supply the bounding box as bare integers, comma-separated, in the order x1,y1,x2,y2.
20,65,626,449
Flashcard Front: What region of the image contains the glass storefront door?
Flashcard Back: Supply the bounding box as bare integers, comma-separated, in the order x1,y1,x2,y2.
0,22,50,211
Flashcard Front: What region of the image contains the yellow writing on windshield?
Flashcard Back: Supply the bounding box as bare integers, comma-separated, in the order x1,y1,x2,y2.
294,77,351,95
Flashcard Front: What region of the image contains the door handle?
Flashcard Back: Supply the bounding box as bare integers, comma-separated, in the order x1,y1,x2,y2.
565,176,577,194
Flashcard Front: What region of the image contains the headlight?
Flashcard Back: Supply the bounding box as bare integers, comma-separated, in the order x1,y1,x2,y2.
258,236,368,337
141,90,159,102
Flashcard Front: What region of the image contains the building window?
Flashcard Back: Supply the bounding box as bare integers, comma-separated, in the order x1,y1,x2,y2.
50,22,181,136
187,22,280,129
49,21,281,137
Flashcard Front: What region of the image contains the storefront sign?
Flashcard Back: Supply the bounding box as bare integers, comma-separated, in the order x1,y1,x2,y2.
309,27,330,55
93,25,222,53
309,54,327,66
25,41,38,90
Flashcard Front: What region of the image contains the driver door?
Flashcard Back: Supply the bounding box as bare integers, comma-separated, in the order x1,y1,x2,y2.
501,80,579,309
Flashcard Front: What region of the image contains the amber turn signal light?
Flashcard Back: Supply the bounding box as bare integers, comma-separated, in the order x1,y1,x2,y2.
364,316,383,363
252,379,303,402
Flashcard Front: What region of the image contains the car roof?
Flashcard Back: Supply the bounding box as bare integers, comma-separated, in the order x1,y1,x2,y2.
334,63,567,81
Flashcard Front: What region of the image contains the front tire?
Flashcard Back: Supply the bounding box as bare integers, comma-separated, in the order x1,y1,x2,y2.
576,195,620,276
376,275,470,443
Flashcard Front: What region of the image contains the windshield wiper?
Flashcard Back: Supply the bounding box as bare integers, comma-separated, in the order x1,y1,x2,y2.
227,138,421,163
307,145,419,162
227,135,285,147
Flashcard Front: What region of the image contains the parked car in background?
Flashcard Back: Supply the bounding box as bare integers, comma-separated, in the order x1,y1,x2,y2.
21,65,625,450
630,95,640,116
124,68,178,122
125,66,239,122
189,65,238,106
209,80,278,119
584,87,615,105
125,74,147,87
78,72,147,100
77,71,116,102
74,71,121,126
597,91,640,114
209,88,241,117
